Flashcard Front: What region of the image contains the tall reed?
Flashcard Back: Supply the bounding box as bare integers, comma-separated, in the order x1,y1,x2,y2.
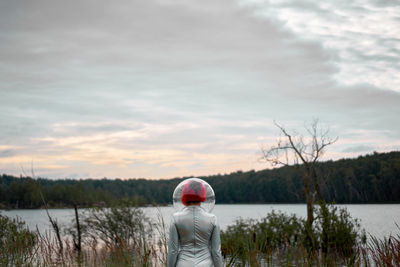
2,210,400,267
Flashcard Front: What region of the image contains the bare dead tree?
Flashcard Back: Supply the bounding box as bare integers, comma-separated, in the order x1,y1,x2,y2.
261,119,338,246
72,204,82,267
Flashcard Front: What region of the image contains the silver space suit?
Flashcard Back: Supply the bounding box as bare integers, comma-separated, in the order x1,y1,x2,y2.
167,205,223,267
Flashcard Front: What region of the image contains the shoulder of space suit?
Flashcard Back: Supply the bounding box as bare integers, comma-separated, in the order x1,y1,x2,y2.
172,209,190,220
172,210,185,218
200,210,217,223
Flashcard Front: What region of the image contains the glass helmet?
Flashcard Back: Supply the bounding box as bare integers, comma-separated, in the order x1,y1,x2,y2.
172,178,215,212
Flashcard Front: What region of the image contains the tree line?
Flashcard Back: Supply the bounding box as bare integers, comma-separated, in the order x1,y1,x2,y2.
0,151,399,209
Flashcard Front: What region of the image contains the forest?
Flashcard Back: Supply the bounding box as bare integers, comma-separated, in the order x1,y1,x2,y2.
1,151,399,209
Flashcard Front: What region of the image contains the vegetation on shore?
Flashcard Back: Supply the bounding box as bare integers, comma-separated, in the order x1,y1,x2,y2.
1,201,399,266
1,200,168,267
1,151,400,209
221,203,368,266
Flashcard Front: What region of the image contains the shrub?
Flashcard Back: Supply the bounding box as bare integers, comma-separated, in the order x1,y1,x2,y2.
315,203,366,256
221,205,365,266
0,213,36,266
221,210,305,265
65,199,156,266
254,210,305,250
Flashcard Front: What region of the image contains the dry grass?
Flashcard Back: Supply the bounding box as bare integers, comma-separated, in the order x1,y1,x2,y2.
2,211,400,267
3,228,400,267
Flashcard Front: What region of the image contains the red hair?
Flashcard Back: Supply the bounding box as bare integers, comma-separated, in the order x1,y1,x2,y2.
181,180,206,206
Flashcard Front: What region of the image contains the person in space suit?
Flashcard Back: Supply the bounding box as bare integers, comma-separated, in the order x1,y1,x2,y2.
168,178,223,267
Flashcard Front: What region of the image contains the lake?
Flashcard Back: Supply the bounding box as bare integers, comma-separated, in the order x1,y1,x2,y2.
2,204,400,239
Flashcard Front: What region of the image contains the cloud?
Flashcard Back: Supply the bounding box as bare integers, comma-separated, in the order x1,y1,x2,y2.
244,0,400,90
0,0,399,178
0,149,16,158
342,145,375,153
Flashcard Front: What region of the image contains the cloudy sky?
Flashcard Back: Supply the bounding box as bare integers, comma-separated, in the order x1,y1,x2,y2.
0,0,399,179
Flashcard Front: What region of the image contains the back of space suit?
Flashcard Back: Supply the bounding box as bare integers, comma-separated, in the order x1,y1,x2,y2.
167,178,223,267
168,206,223,267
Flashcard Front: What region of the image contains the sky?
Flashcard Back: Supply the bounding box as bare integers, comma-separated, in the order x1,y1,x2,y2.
0,0,399,179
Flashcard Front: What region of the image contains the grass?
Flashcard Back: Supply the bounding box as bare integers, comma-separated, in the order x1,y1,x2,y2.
1,210,400,267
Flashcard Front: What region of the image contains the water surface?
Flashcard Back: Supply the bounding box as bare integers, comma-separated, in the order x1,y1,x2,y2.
2,204,399,239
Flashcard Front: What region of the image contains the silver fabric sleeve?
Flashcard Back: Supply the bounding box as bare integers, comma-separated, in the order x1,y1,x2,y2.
167,217,179,267
210,217,223,267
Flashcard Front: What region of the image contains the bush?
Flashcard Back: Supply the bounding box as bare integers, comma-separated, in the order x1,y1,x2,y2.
221,205,365,266
315,203,366,256
254,210,305,249
221,210,305,265
0,213,36,266
65,199,156,266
